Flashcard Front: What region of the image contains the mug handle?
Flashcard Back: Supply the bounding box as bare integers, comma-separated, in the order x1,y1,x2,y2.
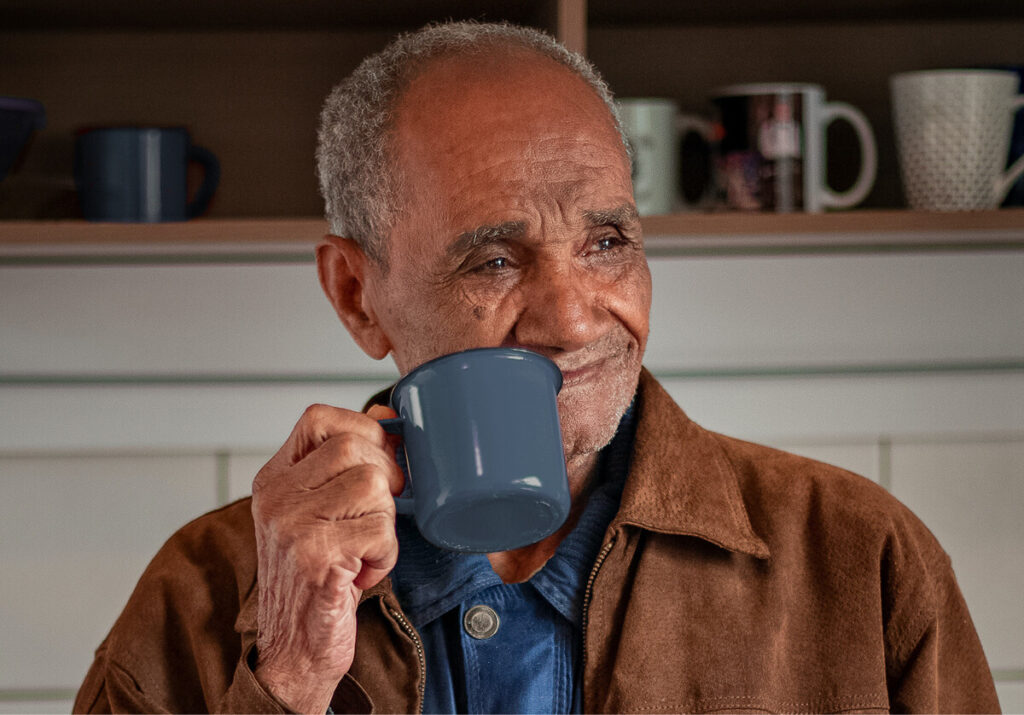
186,144,221,218
378,417,415,515
818,101,878,210
994,95,1024,202
674,113,717,210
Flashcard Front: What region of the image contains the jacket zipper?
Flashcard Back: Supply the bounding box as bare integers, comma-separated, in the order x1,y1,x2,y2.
388,606,426,714
580,535,617,685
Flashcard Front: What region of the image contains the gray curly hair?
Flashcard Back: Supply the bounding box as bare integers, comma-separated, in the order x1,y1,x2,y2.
315,20,629,266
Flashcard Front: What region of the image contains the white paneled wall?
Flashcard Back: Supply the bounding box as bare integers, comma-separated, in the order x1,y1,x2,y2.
3,252,1022,377
998,682,1024,714
889,440,1024,671
1,250,1021,711
0,699,76,715
0,455,219,706
225,451,276,503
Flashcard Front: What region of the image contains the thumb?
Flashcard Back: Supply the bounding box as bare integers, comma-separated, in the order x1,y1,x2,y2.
367,404,401,454
366,404,398,421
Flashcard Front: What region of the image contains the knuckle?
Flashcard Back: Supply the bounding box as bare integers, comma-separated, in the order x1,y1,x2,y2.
352,511,398,553
301,403,332,429
349,464,393,503
327,431,361,458
250,488,274,522
250,462,276,495
365,509,399,537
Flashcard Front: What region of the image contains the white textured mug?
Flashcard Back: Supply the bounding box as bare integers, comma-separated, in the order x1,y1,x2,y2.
617,98,716,215
891,70,1024,210
712,83,877,212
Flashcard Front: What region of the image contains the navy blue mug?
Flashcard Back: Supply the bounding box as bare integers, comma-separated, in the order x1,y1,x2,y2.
74,126,219,222
380,347,570,553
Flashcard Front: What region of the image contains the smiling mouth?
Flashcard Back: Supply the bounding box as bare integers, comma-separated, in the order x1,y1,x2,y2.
558,356,613,388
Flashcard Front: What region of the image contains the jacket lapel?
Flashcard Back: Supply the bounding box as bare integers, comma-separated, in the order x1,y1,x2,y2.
614,370,770,559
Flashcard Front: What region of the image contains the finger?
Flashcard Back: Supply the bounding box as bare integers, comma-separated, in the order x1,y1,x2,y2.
278,404,390,467
311,463,401,523
366,404,397,421
348,514,401,590
367,403,403,452
296,432,405,496
316,563,356,616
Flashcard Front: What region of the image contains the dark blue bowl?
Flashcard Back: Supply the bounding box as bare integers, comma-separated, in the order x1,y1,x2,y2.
1,97,46,183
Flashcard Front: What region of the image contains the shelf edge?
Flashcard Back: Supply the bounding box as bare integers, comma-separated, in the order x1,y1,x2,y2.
2,211,1023,264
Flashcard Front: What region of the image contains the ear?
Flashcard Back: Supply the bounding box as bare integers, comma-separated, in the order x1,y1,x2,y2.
316,235,393,360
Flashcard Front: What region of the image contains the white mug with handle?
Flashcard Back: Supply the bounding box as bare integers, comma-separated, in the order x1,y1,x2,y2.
891,69,1024,210
617,98,717,215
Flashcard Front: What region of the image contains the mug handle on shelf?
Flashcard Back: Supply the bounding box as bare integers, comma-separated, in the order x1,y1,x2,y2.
186,144,221,218
674,113,718,211
818,101,878,210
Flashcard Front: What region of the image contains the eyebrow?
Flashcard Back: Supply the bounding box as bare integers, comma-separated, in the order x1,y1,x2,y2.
446,204,641,260
582,204,641,228
448,220,526,259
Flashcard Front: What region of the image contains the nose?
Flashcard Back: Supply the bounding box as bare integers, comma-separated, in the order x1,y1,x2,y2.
512,263,607,353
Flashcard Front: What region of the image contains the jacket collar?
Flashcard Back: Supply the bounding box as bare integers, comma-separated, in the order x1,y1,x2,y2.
614,369,770,559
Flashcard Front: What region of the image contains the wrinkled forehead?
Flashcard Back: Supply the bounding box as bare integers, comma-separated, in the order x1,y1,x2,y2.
391,48,628,175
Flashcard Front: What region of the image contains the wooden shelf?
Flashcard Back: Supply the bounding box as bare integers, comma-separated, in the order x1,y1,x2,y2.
641,208,1024,237
0,218,327,247
1,210,1021,264
642,209,1024,256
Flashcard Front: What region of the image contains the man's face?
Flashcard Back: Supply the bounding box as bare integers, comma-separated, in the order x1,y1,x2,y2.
362,50,652,462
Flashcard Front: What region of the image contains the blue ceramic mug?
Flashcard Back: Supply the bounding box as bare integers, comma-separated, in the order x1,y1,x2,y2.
74,126,220,222
380,347,570,553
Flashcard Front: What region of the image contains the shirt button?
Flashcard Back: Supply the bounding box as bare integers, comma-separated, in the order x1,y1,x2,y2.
463,604,500,639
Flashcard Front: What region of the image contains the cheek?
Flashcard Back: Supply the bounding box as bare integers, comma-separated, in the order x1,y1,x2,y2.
452,286,522,341
389,281,523,367
603,259,653,339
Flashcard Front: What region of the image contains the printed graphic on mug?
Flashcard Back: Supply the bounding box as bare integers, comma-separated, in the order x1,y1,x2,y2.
712,83,877,213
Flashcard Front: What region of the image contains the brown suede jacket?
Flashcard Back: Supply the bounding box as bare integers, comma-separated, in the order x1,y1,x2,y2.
74,370,1000,713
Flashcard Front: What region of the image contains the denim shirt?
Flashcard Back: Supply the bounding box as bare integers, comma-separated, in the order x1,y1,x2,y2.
390,404,636,714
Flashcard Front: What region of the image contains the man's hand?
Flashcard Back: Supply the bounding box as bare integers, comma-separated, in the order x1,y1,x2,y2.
250,403,404,714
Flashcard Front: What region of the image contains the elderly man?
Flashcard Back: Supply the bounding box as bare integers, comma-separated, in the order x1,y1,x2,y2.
75,21,998,714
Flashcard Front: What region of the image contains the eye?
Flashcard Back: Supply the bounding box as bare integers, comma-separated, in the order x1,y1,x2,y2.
592,235,626,253
468,254,513,274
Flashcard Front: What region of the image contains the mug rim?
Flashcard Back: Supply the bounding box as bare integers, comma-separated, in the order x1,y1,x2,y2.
711,82,823,98
391,346,563,402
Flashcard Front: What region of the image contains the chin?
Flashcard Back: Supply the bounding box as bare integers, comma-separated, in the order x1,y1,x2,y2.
556,366,640,460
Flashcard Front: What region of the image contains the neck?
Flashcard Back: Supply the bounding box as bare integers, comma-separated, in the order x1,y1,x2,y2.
486,450,601,584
